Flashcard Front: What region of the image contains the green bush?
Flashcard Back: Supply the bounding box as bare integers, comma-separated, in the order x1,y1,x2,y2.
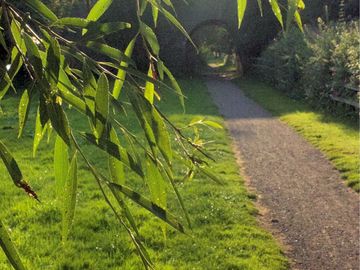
256,28,311,98
257,20,359,116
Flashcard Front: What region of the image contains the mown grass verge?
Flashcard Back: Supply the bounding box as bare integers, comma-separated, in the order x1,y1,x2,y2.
236,79,359,192
0,79,288,269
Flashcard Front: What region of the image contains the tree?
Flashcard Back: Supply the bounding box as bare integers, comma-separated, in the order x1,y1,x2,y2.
0,0,302,269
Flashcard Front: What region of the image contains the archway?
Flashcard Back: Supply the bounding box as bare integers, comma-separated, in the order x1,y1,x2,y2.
185,20,242,79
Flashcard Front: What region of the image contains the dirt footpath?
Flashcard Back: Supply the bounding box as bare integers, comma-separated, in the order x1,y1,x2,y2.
206,79,359,270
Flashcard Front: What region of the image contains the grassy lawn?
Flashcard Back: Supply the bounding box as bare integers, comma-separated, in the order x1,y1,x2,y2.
0,79,288,269
237,79,359,192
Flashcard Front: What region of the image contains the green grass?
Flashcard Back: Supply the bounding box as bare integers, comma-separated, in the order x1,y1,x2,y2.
0,79,288,269
237,79,359,192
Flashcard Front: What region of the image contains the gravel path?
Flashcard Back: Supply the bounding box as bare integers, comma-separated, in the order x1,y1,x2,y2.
206,79,360,270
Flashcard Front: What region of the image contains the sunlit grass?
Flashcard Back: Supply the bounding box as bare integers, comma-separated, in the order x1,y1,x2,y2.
237,79,359,192
0,79,288,269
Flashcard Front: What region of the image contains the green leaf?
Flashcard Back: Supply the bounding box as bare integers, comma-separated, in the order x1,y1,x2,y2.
82,61,97,116
24,0,58,22
144,156,167,237
237,0,247,29
109,182,184,233
127,90,172,164
162,63,185,111
0,140,39,200
95,73,109,139
82,22,131,41
0,220,26,270
46,96,71,146
112,36,137,99
0,140,23,186
53,17,89,28
140,22,160,55
269,0,283,28
46,37,61,89
81,133,144,177
0,51,22,100
18,89,30,138
144,65,155,104
10,20,26,54
108,128,125,184
33,107,48,157
54,135,69,197
86,0,113,22
83,0,113,34
294,10,303,32
156,5,197,49
257,0,263,16
152,5,159,27
23,33,42,77
202,120,223,129
144,156,167,215
62,152,78,242
85,42,134,64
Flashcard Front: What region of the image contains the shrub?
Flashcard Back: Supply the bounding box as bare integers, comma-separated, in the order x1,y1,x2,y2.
256,28,311,98
257,20,359,116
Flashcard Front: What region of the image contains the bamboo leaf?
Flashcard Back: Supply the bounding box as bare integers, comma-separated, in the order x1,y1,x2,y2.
156,5,197,49
86,0,113,22
0,50,22,100
237,0,247,29
269,0,283,28
144,65,155,104
54,135,69,197
202,120,223,129
85,42,134,64
0,220,26,270
108,128,125,184
109,182,184,233
33,107,48,157
23,33,43,77
81,22,131,41
294,10,303,32
112,36,137,99
162,62,185,111
152,5,159,27
46,37,61,89
23,0,58,22
257,0,263,16
46,97,71,146
95,73,109,139
140,22,159,55
81,133,144,177
83,0,113,35
62,152,78,242
0,140,39,200
18,89,30,138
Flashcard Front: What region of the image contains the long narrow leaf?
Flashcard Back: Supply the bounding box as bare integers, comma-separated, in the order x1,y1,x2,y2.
54,135,69,197
269,0,283,28
0,140,38,200
18,89,30,138
109,182,184,233
237,0,247,29
0,220,26,270
62,152,78,242
95,73,109,139
23,0,58,22
112,36,137,99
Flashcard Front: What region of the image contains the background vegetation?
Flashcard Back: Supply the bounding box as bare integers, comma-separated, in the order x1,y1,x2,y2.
256,20,359,116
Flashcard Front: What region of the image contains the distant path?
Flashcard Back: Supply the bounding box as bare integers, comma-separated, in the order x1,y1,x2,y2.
206,79,359,270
